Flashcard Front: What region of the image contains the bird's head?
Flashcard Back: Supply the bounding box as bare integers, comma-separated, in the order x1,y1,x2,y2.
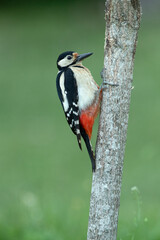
57,51,93,70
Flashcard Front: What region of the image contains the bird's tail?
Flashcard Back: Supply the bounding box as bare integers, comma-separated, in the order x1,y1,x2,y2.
76,132,82,150
80,126,96,172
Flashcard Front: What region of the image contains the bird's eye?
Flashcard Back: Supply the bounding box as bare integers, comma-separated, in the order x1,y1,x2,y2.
67,56,72,60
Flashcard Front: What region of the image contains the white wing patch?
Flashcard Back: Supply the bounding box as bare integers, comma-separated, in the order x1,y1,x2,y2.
59,72,69,111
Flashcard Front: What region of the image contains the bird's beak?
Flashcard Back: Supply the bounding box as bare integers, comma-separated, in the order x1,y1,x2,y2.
77,52,93,62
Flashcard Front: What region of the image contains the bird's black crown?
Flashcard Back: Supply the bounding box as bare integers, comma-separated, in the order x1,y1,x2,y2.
57,51,74,63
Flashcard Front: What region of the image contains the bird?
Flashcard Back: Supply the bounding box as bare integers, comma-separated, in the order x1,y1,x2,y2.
56,51,102,172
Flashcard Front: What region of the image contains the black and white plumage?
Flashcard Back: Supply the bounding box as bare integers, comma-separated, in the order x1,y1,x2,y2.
56,51,100,171
56,66,81,149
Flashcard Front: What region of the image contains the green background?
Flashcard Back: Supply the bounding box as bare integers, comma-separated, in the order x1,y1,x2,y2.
0,1,160,239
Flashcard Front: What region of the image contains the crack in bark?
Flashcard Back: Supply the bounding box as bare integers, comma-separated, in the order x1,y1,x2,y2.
131,0,140,10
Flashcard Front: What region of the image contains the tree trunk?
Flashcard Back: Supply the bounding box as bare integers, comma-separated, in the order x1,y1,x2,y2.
87,1,141,240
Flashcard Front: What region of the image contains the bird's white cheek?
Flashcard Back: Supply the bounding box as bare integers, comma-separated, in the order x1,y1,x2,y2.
58,58,72,68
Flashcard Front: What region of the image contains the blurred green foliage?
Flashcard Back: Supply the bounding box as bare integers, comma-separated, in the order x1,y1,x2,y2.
0,3,160,240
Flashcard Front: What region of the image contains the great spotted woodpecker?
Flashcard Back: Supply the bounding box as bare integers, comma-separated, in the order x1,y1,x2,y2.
56,51,101,172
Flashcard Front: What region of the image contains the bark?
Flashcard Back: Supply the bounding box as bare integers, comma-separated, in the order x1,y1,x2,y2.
87,1,141,240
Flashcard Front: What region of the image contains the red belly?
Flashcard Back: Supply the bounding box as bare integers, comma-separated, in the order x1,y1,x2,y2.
79,87,102,139
79,103,100,139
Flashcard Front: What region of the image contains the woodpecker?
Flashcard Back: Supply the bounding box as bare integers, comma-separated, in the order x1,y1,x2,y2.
56,51,102,172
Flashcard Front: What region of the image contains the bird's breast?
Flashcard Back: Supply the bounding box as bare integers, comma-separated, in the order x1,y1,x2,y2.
70,66,98,111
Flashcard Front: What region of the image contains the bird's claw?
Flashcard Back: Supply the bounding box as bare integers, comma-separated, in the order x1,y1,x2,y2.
103,81,119,87
100,69,119,88
99,81,119,91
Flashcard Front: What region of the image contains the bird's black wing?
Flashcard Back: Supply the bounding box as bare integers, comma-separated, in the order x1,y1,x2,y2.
56,68,82,150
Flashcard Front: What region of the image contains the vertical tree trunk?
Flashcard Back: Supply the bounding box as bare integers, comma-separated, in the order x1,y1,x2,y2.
87,1,141,240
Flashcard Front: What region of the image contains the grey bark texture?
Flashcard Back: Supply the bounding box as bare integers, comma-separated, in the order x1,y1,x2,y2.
87,1,141,240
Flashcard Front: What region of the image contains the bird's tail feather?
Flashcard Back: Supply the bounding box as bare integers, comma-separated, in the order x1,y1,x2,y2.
80,126,96,172
77,133,82,150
